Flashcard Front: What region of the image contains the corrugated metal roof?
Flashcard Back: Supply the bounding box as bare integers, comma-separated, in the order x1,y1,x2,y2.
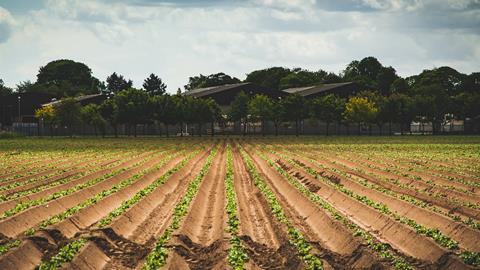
42,94,104,107
184,82,252,97
282,82,354,96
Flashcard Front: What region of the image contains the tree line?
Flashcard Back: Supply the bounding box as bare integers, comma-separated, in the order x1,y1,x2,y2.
1,56,479,136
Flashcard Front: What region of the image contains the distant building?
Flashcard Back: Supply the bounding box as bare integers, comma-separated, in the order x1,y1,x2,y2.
281,82,359,98
184,82,280,108
0,93,55,127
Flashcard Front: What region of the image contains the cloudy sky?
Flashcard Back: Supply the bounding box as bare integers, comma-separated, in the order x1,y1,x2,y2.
0,0,479,93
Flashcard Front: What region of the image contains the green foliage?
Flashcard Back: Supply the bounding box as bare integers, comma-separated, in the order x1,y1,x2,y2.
106,72,133,94
38,238,87,270
343,96,378,124
245,67,292,91
143,73,167,96
310,94,345,134
0,78,13,96
54,98,82,135
32,59,103,97
225,144,249,268
184,73,240,90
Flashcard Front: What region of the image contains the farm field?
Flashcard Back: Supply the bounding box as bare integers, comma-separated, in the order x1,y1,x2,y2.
0,136,479,270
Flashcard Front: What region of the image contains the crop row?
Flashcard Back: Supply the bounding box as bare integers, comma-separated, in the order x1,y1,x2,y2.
262,143,480,266
247,144,413,270
0,151,180,257
143,144,219,269
224,143,249,269
38,149,200,269
238,143,324,270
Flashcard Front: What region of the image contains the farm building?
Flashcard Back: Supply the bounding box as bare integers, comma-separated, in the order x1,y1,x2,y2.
281,82,359,98
41,93,106,107
184,82,281,108
0,93,55,128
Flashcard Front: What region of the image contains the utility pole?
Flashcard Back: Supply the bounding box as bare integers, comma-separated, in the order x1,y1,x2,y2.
17,96,21,122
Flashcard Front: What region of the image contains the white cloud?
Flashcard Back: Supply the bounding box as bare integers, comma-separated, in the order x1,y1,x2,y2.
0,0,478,92
0,6,15,43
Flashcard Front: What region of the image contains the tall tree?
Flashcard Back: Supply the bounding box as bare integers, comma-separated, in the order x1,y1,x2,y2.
343,96,379,134
282,94,309,136
143,73,167,95
0,79,12,96
206,98,223,136
106,72,133,95
55,98,82,137
81,104,106,136
311,94,345,135
99,99,119,137
35,105,56,136
245,67,292,91
229,91,249,135
278,69,326,90
248,94,274,136
270,99,285,136
151,94,178,137
113,88,149,136
184,73,240,90
33,59,104,97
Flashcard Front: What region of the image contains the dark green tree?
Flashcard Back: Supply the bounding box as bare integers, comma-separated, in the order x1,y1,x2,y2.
206,98,223,136
282,94,309,136
229,91,249,135
55,98,82,136
81,104,106,136
99,98,119,137
245,67,292,91
184,73,240,90
0,79,12,96
143,73,167,95
113,88,149,137
248,94,274,136
151,94,178,137
34,59,104,97
311,94,345,135
106,72,133,95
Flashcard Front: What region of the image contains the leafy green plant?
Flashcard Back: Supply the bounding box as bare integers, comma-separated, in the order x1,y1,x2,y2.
225,144,249,269
143,145,219,269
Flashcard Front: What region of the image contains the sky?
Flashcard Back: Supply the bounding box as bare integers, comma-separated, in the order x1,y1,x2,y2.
0,0,479,93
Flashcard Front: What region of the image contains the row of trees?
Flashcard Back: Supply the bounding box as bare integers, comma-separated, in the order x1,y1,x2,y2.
35,88,223,137
35,83,480,137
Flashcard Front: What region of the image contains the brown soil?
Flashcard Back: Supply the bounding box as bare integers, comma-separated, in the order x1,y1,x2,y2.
164,145,228,270
243,144,391,269
275,151,480,253
65,148,212,269
232,146,304,270
287,148,480,221
0,152,149,215
0,151,164,238
339,152,480,195
256,147,470,269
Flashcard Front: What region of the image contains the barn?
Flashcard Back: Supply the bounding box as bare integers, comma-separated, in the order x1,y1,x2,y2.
184,82,280,108
281,82,359,99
